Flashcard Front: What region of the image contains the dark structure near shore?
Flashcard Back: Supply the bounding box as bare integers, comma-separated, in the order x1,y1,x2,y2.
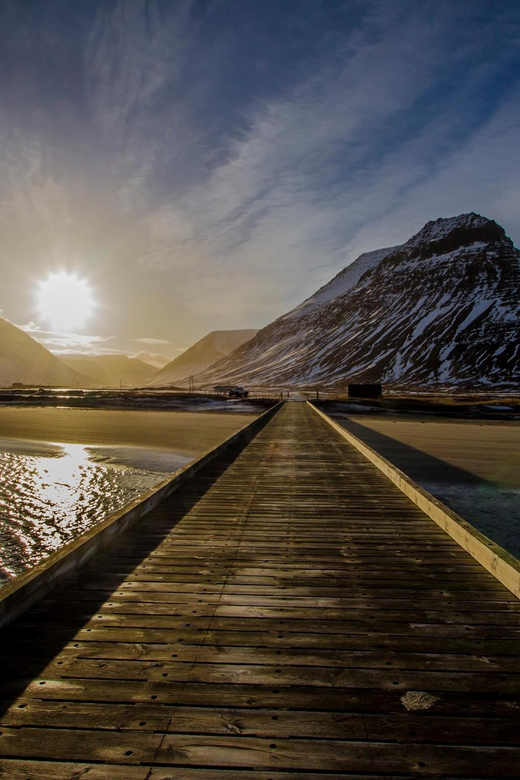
348,383,382,399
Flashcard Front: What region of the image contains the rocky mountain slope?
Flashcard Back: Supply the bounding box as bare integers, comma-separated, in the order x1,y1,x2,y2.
61,354,156,387
0,317,93,388
195,214,520,389
146,329,258,387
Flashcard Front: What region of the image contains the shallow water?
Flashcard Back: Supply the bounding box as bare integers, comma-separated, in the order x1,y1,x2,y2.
0,438,190,584
421,481,520,560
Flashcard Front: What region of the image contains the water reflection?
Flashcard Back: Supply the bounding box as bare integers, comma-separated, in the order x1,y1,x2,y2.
0,440,188,584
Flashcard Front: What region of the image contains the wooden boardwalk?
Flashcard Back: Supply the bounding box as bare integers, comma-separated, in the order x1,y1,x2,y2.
0,401,519,779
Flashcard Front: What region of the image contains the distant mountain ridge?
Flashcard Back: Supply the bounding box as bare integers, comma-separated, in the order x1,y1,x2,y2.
0,317,93,388
195,213,520,389
61,354,156,387
146,329,258,387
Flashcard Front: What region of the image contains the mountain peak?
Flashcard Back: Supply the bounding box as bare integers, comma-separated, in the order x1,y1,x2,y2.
146,329,258,387
404,212,509,251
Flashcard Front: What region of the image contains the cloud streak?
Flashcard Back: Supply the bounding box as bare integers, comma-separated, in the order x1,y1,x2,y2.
0,0,519,346
132,337,172,345
106,1,520,305
19,323,115,354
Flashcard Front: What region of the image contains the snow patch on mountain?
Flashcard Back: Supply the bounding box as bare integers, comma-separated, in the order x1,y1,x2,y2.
284,246,398,321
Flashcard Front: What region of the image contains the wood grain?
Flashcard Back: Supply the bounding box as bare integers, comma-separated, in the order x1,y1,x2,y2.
0,401,519,777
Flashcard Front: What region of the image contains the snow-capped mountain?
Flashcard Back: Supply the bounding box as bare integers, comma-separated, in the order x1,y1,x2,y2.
195,214,520,389
146,329,258,387
0,317,94,388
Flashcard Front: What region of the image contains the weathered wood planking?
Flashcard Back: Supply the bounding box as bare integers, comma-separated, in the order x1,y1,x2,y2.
0,401,519,779
309,402,520,597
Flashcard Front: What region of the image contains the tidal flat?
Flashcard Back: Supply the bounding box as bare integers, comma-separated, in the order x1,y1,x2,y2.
0,407,257,584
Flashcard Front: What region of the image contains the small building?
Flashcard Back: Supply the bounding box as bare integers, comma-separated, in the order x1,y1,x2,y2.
348,383,382,399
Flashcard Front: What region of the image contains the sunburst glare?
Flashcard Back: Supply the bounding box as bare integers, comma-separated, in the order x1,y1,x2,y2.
36,272,96,332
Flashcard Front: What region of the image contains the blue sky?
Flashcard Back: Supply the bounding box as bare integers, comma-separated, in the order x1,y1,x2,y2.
1,0,519,359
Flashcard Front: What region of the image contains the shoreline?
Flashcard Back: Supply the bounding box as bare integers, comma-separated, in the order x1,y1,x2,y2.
0,408,260,583
0,407,259,458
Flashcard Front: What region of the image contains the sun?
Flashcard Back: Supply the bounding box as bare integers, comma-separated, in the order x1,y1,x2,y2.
36,272,96,332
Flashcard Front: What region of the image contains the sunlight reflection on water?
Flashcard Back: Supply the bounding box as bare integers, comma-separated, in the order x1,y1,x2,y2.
0,440,189,584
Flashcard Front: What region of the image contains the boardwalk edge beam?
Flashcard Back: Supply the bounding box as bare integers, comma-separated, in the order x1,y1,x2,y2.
308,401,520,599
0,401,283,627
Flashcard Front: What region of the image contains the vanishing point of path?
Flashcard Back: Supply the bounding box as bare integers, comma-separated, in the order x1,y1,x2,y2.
0,402,519,778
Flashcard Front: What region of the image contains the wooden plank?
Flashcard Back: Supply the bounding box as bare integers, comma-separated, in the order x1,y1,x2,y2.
0,700,172,730
157,735,520,775
22,640,520,673
21,654,519,694
0,727,161,763
157,707,520,745
147,772,416,780
8,678,518,719
0,761,150,780
211,604,520,624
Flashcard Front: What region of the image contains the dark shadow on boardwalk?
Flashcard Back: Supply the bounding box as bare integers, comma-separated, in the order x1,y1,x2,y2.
335,416,486,486
0,435,254,717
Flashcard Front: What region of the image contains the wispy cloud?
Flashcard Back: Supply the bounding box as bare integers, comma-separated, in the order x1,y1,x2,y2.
19,322,182,363
132,337,172,345
19,322,116,354
108,0,520,310
0,0,519,341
